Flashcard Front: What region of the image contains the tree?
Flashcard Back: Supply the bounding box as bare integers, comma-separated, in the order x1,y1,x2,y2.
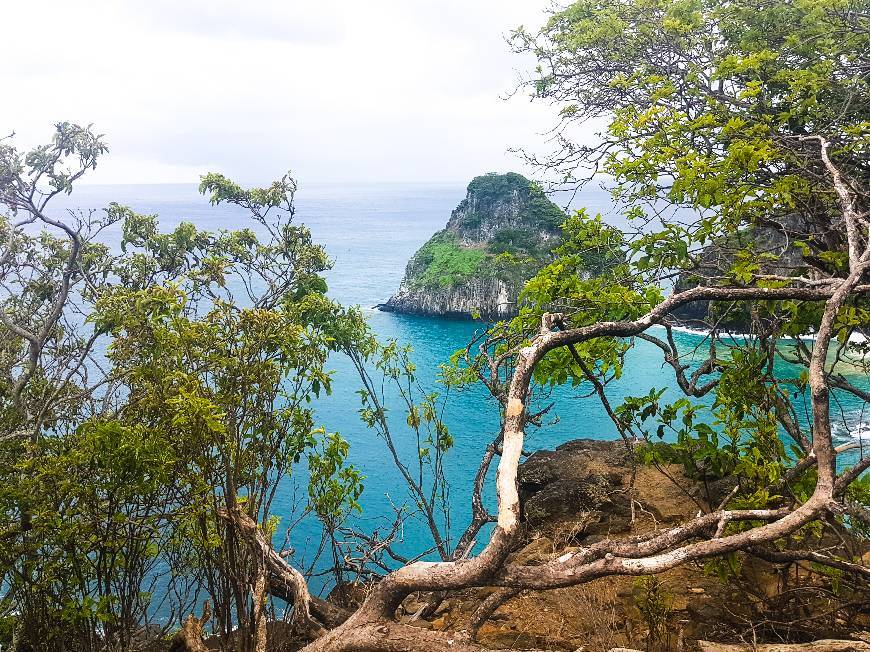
280,1,870,649
0,125,369,651
0,123,131,649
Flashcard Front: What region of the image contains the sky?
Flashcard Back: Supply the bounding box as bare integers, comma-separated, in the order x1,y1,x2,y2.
2,1,566,185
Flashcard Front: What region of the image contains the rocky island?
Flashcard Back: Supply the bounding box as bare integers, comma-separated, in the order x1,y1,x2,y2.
379,172,565,320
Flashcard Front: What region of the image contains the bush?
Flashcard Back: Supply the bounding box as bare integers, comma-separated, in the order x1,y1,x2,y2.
488,228,541,256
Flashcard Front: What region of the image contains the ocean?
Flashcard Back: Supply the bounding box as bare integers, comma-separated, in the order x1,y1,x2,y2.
48,181,868,595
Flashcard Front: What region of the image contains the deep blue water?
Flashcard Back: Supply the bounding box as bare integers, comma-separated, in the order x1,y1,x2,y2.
49,182,868,595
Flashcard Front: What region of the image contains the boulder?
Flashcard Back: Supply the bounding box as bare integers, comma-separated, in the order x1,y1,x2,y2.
518,438,632,529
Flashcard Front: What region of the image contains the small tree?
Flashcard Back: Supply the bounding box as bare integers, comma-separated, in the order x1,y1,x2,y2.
0,126,369,651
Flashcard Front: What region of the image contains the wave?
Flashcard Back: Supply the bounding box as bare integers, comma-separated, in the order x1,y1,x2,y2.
651,323,868,347
832,418,870,442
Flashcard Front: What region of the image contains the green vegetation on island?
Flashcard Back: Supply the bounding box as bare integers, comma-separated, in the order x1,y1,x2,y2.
409,231,487,289
383,172,578,318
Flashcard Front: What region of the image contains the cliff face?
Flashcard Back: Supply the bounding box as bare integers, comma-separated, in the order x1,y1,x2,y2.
380,173,564,320
673,213,831,327
380,276,516,320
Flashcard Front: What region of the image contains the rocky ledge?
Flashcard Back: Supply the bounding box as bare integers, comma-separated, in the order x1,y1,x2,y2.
379,172,565,320
401,439,868,651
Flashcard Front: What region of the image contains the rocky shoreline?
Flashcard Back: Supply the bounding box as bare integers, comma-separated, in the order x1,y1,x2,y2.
378,276,516,320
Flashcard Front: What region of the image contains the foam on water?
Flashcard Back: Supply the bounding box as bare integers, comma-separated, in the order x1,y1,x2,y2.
655,323,868,346
832,418,870,441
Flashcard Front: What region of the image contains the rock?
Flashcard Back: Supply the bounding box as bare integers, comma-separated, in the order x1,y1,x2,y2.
380,172,566,320
399,593,430,618
671,213,839,328
382,274,520,321
690,475,739,506
518,438,631,529
429,615,447,630
696,640,870,652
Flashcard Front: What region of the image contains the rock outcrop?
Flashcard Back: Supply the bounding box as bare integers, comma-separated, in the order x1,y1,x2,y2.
519,439,632,530
672,213,840,327
380,173,565,320
410,439,869,651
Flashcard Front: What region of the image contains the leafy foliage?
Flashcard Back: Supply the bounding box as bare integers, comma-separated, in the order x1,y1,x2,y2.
442,0,870,598
0,125,374,650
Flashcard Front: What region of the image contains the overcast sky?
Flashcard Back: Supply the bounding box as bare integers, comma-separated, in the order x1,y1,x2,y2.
3,1,566,185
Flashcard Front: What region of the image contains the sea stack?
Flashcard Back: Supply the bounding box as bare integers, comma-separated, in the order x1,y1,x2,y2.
380,172,565,320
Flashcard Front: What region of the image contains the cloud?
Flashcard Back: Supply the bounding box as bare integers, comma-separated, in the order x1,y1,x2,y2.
1,0,565,184
127,1,346,43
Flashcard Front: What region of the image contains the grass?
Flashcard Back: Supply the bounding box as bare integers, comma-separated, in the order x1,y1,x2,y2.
412,232,487,288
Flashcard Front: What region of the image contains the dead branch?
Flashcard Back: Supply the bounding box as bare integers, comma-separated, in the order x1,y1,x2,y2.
169,602,211,652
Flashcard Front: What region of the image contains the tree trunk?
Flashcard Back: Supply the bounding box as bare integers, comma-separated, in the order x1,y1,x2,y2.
169,602,211,652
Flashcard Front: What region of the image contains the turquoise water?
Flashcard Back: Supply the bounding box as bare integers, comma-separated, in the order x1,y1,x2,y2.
50,182,868,594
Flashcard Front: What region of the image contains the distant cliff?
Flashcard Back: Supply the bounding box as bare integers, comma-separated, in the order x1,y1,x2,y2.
379,173,565,320
672,213,824,328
